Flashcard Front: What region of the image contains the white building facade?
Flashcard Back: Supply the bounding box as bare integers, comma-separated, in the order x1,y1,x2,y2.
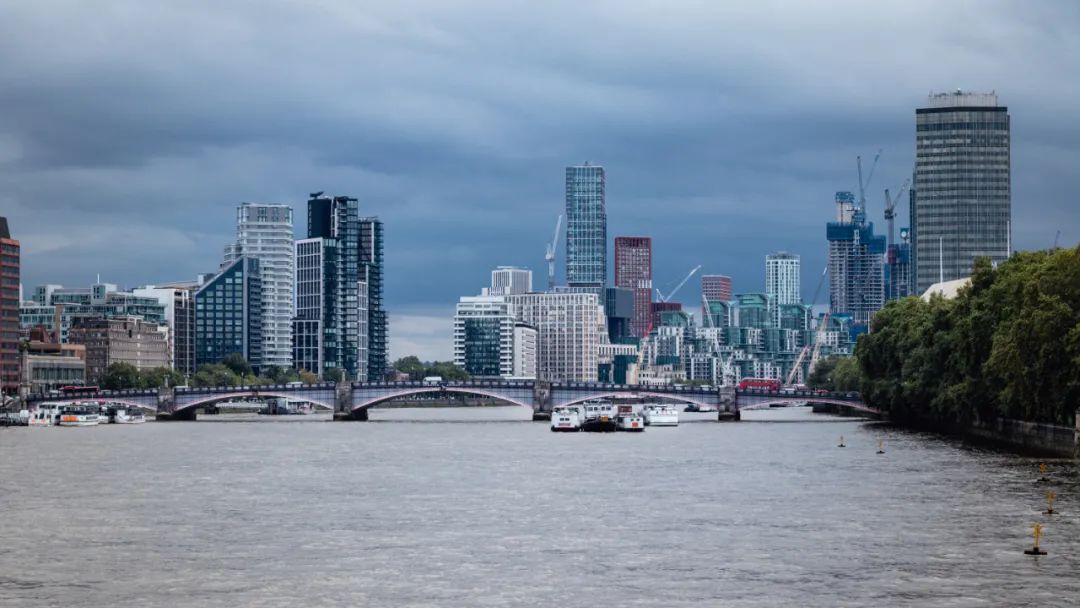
226,203,295,369
512,323,538,379
507,292,605,382
765,251,800,327
488,266,532,296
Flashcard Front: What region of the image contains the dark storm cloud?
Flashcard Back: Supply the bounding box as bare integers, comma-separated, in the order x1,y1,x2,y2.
1,0,1078,357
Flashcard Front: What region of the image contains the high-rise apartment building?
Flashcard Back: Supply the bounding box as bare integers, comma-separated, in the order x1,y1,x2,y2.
565,163,607,290
296,194,384,381
453,296,516,378
507,291,606,382
766,252,800,327
701,275,733,302
194,257,263,370
614,236,652,337
359,217,386,381
225,203,295,369
489,266,532,296
827,192,886,324
912,91,1010,294
0,217,20,395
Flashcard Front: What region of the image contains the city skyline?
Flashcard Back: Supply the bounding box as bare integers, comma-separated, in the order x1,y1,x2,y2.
3,3,1079,360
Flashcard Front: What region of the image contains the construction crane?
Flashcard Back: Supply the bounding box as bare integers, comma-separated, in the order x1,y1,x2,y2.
545,214,563,291
784,266,829,387
656,265,702,303
883,178,910,249
856,150,882,214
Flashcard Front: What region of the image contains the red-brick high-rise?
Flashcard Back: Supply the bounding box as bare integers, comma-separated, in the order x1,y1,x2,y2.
0,217,20,396
614,236,652,337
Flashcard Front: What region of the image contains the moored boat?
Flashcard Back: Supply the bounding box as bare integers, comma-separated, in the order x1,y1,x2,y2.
643,404,679,427
581,402,617,432
550,406,581,432
58,406,100,427
615,405,644,432
108,407,146,424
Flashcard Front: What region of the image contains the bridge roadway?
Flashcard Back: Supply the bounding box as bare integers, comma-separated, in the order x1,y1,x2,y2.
25,380,877,421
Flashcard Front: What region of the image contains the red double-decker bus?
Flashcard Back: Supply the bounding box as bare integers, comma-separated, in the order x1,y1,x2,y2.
737,378,781,392
60,385,99,394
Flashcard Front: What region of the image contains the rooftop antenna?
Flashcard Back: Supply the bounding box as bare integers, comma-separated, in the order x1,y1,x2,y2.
939,237,944,284
1053,229,1060,250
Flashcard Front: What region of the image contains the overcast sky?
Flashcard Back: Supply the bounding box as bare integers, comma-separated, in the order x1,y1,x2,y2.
2,1,1078,360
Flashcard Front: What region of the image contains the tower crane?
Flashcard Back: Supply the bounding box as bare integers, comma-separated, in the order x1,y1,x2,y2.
545,214,563,291
856,150,882,214
656,265,702,303
883,178,910,249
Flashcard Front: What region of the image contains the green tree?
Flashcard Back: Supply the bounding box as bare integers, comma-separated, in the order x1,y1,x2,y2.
426,361,469,381
221,353,254,378
806,356,841,390
140,367,185,389
324,367,345,383
393,356,427,381
298,370,320,384
191,364,241,388
101,362,142,390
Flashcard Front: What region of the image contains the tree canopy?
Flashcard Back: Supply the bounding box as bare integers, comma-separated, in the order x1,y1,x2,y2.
855,246,1080,427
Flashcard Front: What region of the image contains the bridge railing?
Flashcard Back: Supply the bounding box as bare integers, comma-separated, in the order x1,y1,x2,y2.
174,383,337,394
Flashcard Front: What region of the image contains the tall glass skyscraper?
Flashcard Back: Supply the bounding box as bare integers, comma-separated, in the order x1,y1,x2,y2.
194,257,263,370
565,163,607,290
912,91,1010,294
765,251,800,327
827,192,886,325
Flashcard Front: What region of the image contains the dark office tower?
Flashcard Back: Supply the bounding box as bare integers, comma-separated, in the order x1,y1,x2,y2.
359,217,386,381
565,163,607,290
297,194,359,379
194,257,263,370
0,217,20,396
913,91,1010,293
614,236,652,337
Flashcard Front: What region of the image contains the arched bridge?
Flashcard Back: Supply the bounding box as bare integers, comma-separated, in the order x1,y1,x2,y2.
23,381,876,420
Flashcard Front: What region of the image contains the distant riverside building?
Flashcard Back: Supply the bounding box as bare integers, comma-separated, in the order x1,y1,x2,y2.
133,282,198,376
20,336,86,393
508,291,606,382
194,257,263,371
21,282,168,343
886,226,914,301
68,316,169,384
614,236,652,337
604,287,634,343
765,252,800,327
488,266,532,296
453,296,516,378
0,217,20,395
827,191,886,324
912,91,1011,294
512,323,538,379
565,163,607,290
224,203,294,369
359,216,387,381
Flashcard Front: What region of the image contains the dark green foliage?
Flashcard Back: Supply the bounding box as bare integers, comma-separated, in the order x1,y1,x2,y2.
393,356,470,381
856,246,1080,426
221,353,254,378
140,367,185,389
101,362,142,390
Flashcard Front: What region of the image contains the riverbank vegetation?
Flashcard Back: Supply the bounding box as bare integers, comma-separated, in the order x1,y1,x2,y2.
855,246,1080,427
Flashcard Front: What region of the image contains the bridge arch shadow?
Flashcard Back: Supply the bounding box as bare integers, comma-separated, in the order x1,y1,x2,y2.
555,392,722,410
174,391,336,413
351,387,533,411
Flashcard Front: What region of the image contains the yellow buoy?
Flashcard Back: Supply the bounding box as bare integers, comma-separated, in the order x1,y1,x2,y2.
837,435,845,448
1024,522,1047,555
1046,490,1057,515
876,439,885,454
1038,463,1049,482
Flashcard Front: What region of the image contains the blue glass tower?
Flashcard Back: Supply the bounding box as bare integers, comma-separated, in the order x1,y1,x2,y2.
194,257,263,370
565,164,606,290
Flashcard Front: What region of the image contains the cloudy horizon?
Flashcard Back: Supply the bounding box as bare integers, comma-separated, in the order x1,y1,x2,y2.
2,1,1078,360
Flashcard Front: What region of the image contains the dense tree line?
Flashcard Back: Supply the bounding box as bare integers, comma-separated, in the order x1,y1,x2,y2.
392,356,469,381
101,353,331,390
805,356,862,393
854,246,1080,427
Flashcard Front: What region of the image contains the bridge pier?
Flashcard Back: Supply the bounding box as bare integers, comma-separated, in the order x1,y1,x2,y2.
156,408,196,422
334,409,368,421
717,408,739,422
532,411,551,422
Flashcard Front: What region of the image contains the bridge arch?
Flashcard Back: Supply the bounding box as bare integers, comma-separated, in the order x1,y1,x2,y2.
736,397,880,415
174,391,336,412
351,387,533,411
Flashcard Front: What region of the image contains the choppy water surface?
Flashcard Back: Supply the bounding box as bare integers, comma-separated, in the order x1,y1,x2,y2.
1,407,1077,607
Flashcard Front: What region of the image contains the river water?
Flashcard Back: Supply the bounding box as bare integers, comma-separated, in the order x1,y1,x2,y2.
1,407,1077,607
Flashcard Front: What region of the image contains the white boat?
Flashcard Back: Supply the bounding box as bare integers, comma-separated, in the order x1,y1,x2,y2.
643,404,679,427
550,406,581,432
581,402,617,432
28,404,65,427
110,407,146,424
615,405,644,432
58,407,100,427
